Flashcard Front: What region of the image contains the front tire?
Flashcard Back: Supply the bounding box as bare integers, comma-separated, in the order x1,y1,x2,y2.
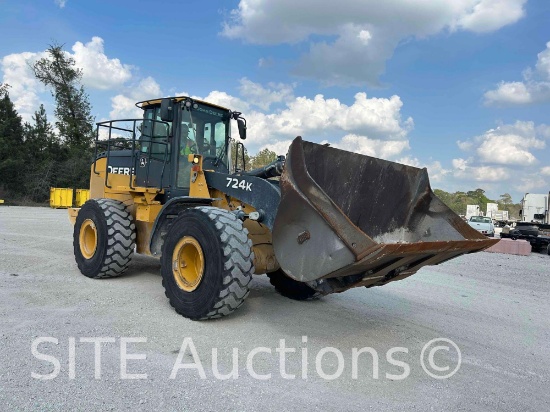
161,207,254,320
73,198,136,279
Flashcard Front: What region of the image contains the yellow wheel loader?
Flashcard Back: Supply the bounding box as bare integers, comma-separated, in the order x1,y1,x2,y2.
69,96,497,320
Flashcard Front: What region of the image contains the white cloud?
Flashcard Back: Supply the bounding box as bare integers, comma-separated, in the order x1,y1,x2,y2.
260,139,294,156
358,30,372,45
201,90,250,113
397,156,449,183
0,51,47,122
110,77,161,119
72,37,132,90
332,134,409,158
484,81,532,105
452,158,510,182
457,140,474,151
198,87,413,154
484,41,550,106
477,133,543,165
461,121,546,166
259,134,410,159
1,37,134,121
456,0,526,33
432,120,550,197
238,78,294,110
513,175,547,192
55,0,67,8
222,0,527,85
272,92,412,139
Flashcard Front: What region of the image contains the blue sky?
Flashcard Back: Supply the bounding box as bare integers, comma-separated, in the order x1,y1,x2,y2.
1,0,550,203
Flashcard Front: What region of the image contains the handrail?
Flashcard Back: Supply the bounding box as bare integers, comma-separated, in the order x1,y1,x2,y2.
93,119,171,191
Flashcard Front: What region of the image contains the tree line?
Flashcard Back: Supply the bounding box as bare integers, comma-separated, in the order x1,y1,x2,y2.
0,44,94,203
433,188,521,218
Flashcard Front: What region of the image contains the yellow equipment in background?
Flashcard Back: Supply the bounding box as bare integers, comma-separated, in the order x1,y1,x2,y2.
75,189,90,207
50,188,89,208
49,188,73,208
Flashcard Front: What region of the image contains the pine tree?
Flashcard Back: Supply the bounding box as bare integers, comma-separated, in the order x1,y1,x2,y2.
32,44,95,151
0,85,25,196
32,44,95,191
249,148,277,169
23,105,66,202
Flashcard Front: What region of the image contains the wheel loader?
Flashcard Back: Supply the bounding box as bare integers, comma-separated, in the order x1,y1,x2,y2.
69,96,498,320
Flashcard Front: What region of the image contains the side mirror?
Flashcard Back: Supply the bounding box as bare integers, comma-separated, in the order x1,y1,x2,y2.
160,98,173,122
237,118,247,140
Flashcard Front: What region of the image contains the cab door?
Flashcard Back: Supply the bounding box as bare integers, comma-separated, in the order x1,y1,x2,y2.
135,107,172,188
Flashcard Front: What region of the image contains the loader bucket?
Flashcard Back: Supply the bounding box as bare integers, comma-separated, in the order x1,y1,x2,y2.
272,137,498,292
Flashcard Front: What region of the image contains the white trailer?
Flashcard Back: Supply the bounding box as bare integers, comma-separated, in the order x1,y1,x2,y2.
520,193,549,223
466,204,481,219
486,203,509,222
494,210,509,221
486,203,498,217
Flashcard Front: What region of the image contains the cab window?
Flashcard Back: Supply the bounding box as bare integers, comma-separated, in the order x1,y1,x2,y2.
140,108,171,159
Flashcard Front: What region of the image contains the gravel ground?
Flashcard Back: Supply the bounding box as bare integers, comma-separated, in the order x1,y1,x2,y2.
0,206,549,411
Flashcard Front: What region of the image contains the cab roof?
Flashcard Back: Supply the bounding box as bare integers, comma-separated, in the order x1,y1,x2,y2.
135,96,230,112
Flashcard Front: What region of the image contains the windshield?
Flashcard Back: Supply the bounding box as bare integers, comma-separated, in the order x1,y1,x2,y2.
177,102,229,187
470,216,492,223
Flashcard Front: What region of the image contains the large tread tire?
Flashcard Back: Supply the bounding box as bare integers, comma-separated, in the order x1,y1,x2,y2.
267,269,320,301
161,206,254,320
73,198,136,279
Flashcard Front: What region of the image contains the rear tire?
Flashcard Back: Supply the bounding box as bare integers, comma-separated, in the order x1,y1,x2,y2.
160,207,254,320
267,269,320,301
73,198,136,279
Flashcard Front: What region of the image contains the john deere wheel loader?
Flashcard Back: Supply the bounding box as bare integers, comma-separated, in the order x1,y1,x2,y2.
69,96,497,320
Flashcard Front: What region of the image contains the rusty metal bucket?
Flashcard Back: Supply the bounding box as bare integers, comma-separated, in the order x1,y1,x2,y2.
272,137,498,293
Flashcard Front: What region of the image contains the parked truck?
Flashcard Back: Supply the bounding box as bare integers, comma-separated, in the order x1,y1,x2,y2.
486,202,510,227
519,193,549,224
501,192,550,254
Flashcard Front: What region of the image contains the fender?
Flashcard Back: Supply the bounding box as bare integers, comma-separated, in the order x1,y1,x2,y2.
149,196,213,256
204,171,281,229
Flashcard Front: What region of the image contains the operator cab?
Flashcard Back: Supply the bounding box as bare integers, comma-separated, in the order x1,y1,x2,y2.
135,96,246,200
93,96,246,201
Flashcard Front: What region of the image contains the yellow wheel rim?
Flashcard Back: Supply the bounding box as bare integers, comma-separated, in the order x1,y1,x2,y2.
172,236,205,292
79,219,98,259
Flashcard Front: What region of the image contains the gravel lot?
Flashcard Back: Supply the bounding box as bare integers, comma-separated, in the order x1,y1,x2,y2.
1,206,549,411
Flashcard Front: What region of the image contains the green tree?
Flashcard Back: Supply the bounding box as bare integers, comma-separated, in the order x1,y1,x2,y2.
32,43,95,191
497,192,520,219
0,87,25,196
499,193,513,206
0,83,10,96
32,44,95,151
249,148,277,169
22,105,66,202
466,188,492,214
